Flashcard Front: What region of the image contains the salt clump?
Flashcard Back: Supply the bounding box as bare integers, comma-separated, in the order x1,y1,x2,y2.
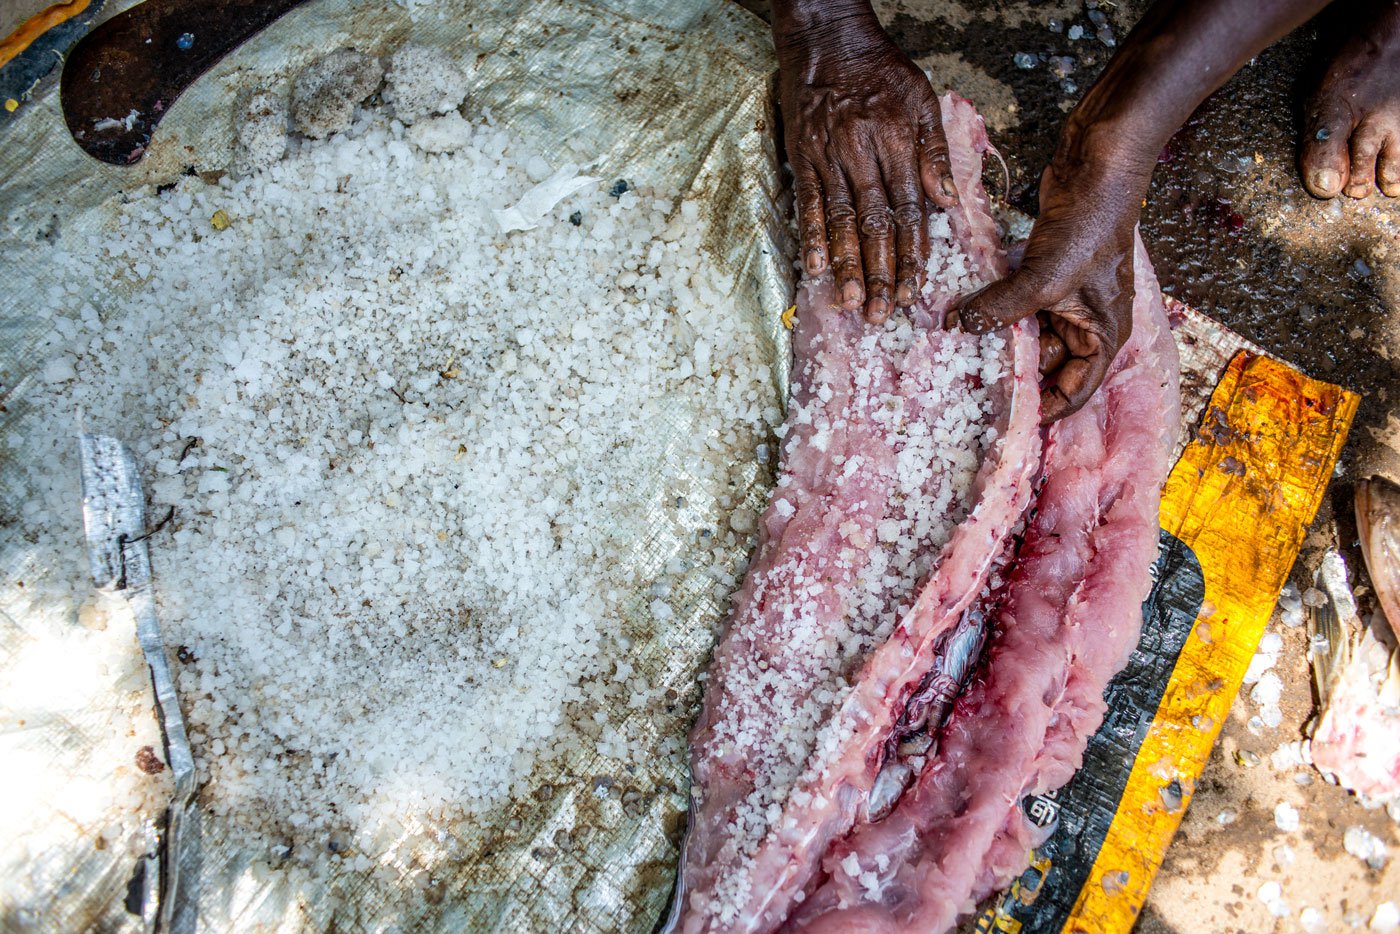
231,89,288,176
406,110,474,152
291,49,383,138
385,44,469,123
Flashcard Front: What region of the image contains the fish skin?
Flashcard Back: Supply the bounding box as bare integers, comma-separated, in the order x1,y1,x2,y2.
1356,476,1400,640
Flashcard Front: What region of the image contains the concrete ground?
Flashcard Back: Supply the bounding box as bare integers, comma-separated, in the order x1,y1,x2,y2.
741,0,1400,930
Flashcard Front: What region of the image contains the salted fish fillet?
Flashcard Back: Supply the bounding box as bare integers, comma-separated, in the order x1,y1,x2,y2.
788,236,1181,934
671,95,1041,934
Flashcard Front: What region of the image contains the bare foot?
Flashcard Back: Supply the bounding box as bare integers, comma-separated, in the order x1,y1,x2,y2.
1301,0,1400,199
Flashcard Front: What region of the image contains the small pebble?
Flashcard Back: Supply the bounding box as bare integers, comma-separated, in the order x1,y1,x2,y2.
1275,801,1300,832
1013,52,1038,70
1275,843,1296,866
1068,24,1085,40
1258,880,1291,918
1096,24,1116,46
1100,869,1130,895
1300,906,1326,933
1251,671,1283,706
1047,16,1064,32
1216,808,1238,825
1354,257,1373,277
1048,55,1076,78
1243,651,1275,684
1302,587,1327,608
1344,826,1390,870
1309,633,1331,657
1236,749,1262,768
1060,79,1079,96
1373,902,1400,931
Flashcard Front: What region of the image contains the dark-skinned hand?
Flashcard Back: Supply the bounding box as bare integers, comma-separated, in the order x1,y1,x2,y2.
951,129,1150,424
774,4,958,324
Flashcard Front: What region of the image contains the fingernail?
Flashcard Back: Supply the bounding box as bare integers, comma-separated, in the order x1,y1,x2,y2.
1313,169,1341,193
805,250,825,276
895,280,914,306
866,299,890,323
940,176,958,198
943,308,960,330
841,281,863,308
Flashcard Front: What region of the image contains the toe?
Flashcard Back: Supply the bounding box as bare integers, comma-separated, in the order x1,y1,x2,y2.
1380,134,1400,197
1301,96,1354,198
1345,120,1386,198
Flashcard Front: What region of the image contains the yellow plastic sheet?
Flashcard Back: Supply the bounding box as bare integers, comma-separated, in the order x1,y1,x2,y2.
979,347,1357,933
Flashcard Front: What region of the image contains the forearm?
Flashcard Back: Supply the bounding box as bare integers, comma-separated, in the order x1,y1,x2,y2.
1063,0,1331,177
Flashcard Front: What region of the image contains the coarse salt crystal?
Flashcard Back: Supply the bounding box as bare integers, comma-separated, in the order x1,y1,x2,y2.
1372,902,1400,931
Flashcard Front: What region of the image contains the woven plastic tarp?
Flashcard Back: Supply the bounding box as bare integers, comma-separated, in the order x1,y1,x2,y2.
0,0,791,929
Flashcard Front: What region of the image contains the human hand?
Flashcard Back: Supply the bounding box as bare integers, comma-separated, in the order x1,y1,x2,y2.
774,1,957,323
951,125,1151,423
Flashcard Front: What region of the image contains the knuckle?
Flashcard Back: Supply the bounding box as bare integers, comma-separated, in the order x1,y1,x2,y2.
891,203,922,227
858,209,894,237
826,202,857,226
921,143,951,166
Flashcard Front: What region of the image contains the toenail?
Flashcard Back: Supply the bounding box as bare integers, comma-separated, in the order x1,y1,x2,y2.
1315,128,1332,141
1313,169,1341,192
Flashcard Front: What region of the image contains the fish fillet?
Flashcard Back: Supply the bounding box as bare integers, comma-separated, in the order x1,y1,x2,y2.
670,95,1041,934
787,236,1180,933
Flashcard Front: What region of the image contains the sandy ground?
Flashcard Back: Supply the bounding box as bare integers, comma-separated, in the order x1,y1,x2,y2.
740,0,1400,930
